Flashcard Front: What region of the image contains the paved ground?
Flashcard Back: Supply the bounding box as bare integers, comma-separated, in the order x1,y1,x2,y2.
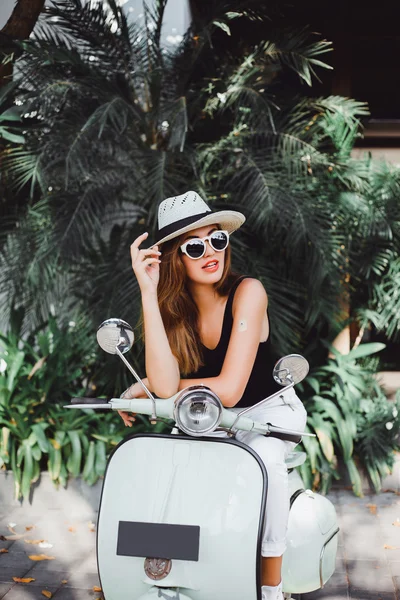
0,485,399,599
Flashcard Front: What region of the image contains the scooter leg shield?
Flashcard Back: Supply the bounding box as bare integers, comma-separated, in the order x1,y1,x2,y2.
97,433,267,600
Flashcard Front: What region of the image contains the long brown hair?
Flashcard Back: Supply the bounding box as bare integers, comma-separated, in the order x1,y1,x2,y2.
154,234,239,375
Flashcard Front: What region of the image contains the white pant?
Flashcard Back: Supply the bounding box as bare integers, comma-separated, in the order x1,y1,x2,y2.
209,387,307,557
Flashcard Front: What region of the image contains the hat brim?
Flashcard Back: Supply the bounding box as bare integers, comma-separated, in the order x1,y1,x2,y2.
153,210,246,247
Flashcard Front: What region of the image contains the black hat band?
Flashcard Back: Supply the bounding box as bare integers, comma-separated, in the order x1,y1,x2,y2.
156,211,213,241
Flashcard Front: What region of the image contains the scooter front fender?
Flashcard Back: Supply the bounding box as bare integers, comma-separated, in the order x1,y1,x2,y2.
282,489,339,594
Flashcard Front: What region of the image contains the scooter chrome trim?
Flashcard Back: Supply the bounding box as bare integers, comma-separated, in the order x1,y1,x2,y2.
173,386,223,436
227,383,296,434
144,557,172,580
115,346,158,422
319,527,340,588
237,382,296,417
289,488,305,509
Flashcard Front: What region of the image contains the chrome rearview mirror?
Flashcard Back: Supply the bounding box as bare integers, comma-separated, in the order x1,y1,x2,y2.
96,318,134,355
231,353,311,430
96,318,157,421
273,354,309,386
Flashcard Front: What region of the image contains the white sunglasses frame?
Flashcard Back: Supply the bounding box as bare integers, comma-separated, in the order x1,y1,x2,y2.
180,230,230,260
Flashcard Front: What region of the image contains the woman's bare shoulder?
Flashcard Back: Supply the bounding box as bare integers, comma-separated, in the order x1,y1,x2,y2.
233,277,268,309
235,277,267,296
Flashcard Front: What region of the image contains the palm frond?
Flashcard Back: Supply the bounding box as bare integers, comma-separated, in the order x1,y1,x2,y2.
356,258,400,341
260,28,333,86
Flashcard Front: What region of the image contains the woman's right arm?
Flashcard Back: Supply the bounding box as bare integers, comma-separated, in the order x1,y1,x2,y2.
130,233,180,398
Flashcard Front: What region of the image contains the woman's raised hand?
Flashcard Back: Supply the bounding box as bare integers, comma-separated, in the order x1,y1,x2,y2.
130,232,161,295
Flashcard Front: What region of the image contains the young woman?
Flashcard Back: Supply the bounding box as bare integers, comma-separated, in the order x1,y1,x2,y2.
119,191,307,600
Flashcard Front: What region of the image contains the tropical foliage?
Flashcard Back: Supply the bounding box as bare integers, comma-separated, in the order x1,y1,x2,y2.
0,83,25,145
0,0,399,496
0,0,365,352
0,308,162,499
301,343,400,496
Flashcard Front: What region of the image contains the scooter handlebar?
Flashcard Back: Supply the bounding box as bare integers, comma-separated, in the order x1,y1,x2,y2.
66,395,259,431
71,397,110,405
112,397,265,433
66,395,314,440
66,397,177,416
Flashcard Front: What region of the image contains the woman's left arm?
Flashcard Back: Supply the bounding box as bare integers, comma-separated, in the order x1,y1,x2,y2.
178,278,268,407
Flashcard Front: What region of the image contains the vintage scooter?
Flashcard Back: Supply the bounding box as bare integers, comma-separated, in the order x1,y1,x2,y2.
67,318,339,600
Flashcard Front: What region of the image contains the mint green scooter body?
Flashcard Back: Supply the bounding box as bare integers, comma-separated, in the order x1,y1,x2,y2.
97,434,266,600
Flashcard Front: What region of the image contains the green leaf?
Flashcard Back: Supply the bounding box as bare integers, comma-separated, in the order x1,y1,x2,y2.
82,441,95,480
5,350,25,396
306,377,320,394
346,343,386,361
91,433,110,443
336,418,354,461
31,459,40,484
345,458,363,497
94,440,106,477
31,423,50,453
301,429,320,473
48,445,62,481
59,463,68,487
0,386,10,405
17,443,24,467
1,427,10,454
27,431,38,447
10,442,21,499
213,21,231,35
0,81,18,104
313,420,335,462
55,430,67,447
21,445,33,499
366,463,381,494
308,58,334,70
32,446,42,461
0,129,25,144
225,12,242,19
0,107,22,122
66,430,82,477
313,396,343,423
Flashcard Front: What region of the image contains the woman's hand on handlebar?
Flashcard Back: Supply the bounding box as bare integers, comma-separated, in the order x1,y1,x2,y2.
118,410,136,427
118,382,143,427
130,232,161,296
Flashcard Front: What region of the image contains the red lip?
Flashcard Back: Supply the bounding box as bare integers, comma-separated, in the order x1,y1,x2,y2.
202,260,219,269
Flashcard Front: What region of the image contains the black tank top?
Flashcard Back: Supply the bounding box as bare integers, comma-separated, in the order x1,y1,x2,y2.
185,276,282,408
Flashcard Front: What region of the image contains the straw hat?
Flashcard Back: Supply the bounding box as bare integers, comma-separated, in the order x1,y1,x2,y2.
153,191,245,246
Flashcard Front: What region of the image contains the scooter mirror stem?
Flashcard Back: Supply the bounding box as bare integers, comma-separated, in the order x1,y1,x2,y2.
115,347,157,421
227,382,296,434
237,382,296,418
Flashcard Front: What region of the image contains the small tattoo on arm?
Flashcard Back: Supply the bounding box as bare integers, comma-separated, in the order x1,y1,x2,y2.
238,319,247,332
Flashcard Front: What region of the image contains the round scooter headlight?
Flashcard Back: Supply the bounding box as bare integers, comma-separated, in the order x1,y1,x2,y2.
174,386,223,437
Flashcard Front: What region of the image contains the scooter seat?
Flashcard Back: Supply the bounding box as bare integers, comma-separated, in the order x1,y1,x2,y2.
285,451,307,468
